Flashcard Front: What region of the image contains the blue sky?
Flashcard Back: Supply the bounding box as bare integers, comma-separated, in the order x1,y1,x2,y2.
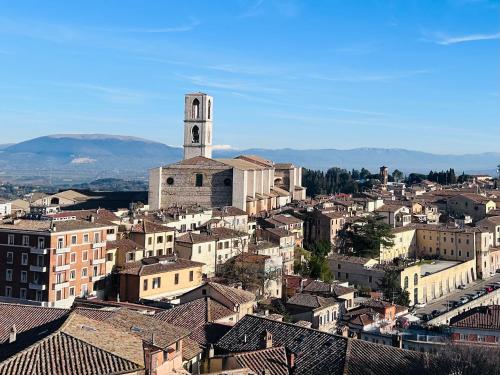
0,0,498,154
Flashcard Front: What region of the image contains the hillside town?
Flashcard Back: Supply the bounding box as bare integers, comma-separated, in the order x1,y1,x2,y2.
0,93,498,374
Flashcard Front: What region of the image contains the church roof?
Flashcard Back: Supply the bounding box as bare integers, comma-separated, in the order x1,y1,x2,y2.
236,155,274,168
169,156,230,168
217,158,267,171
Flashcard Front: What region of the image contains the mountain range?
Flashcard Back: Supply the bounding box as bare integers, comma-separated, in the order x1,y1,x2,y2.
0,134,497,185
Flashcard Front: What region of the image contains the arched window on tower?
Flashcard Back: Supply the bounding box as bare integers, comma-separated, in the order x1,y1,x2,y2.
208,100,211,119
192,125,200,143
192,98,200,119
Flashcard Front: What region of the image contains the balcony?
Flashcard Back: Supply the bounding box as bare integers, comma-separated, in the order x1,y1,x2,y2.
92,242,106,249
54,264,70,272
30,247,48,255
92,258,105,265
30,265,47,272
29,283,47,291
54,281,69,291
55,247,71,254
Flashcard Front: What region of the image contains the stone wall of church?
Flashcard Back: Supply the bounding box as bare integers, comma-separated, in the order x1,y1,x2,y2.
159,166,233,208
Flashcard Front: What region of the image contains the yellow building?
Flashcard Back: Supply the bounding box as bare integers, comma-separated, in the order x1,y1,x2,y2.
129,220,176,257
119,256,203,302
380,226,417,263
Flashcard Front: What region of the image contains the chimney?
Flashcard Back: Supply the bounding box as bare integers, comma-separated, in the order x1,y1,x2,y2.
206,297,212,322
260,330,273,349
208,344,215,358
9,325,17,343
90,215,95,223
287,351,296,370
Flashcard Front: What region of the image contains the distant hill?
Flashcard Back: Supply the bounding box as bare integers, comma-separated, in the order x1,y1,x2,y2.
0,134,498,184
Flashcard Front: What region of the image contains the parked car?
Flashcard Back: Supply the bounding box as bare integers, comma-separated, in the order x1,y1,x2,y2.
458,285,466,290
459,297,469,304
414,302,427,308
486,286,494,293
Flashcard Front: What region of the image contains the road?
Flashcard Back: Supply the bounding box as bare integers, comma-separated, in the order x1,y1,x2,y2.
414,273,500,317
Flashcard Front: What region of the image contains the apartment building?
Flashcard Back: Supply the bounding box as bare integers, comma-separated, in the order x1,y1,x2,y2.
129,219,175,257
0,218,114,307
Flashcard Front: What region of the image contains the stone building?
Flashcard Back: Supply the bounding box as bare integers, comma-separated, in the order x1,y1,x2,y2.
149,93,306,214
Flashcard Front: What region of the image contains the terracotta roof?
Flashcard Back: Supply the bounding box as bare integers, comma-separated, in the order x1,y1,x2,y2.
182,336,203,361
218,158,266,171
210,227,249,240
103,309,190,349
286,294,338,309
72,307,119,322
120,255,203,276
375,204,406,213
216,315,423,375
153,298,235,329
348,313,375,326
453,193,494,204
130,219,175,233
236,155,274,168
172,156,230,168
213,206,248,217
0,331,141,375
233,346,289,375
106,238,144,252
206,282,256,305
176,231,215,244
0,303,69,344
271,214,303,225
450,305,500,330
302,280,356,297
263,227,294,238
0,219,112,233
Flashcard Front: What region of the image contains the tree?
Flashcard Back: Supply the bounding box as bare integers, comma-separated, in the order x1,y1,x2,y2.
377,269,410,306
295,241,333,282
392,169,403,182
337,215,395,258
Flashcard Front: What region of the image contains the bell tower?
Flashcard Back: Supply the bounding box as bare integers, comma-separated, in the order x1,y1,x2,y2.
183,93,213,160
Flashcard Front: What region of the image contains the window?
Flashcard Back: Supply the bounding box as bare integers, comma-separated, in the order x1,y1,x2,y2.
414,273,418,286
192,98,200,119
69,287,75,297
57,237,64,249
5,269,13,281
69,270,76,280
208,244,211,252
167,177,174,185
338,264,341,269
20,288,27,299
143,279,148,290
94,232,100,244
174,273,179,285
148,237,153,245
180,224,187,232
152,277,161,289
5,286,12,297
71,235,77,245
126,252,135,262
22,235,30,246
146,250,153,257
208,99,211,119
21,253,28,265
8,234,14,245
157,236,163,244
70,252,76,264
81,268,88,278
83,233,89,243
37,237,45,249
192,125,200,143
35,290,43,302
198,246,202,254
167,235,173,242
6,252,13,264
195,174,203,187
189,270,194,282
467,252,470,258
21,271,27,283
81,284,88,297
107,253,114,262
82,251,88,262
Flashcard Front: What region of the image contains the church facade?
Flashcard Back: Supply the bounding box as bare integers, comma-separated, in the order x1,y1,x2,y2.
149,93,306,215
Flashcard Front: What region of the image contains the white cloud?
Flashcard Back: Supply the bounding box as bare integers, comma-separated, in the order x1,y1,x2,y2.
423,31,500,45
212,144,234,150
71,157,96,164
